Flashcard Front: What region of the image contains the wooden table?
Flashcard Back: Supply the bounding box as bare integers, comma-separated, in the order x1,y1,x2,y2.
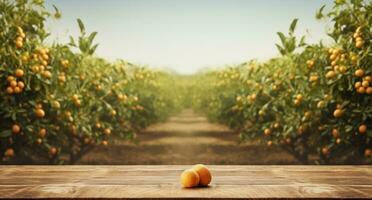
0,165,371,199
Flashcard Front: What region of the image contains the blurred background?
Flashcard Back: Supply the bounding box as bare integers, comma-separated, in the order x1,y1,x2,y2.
0,0,370,165
45,0,333,74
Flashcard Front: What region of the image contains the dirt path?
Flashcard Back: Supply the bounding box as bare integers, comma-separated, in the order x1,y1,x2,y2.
79,110,299,164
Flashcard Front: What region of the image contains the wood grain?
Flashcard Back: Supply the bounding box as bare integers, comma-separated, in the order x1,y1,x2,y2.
0,165,371,199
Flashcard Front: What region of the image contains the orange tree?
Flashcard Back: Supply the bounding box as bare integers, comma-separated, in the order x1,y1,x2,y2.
0,0,179,164
192,0,371,164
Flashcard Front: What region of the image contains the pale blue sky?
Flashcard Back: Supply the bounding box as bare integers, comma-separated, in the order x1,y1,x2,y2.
45,0,333,74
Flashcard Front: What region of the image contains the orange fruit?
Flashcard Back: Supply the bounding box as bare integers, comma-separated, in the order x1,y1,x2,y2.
7,76,15,82
329,54,337,61
365,149,371,157
72,94,79,101
35,108,45,118
49,147,57,156
192,164,212,186
103,128,111,136
306,60,314,68
273,123,280,129
264,128,271,136
15,69,24,77
309,75,318,82
15,40,23,48
336,138,341,144
16,36,23,42
60,59,69,67
355,37,363,42
326,71,336,79
6,87,14,94
332,128,339,138
322,147,330,156
357,86,366,94
358,124,367,134
36,48,45,55
38,128,47,138
13,86,22,94
355,81,362,89
362,80,369,87
39,65,45,71
42,71,52,79
258,110,265,116
17,81,25,89
65,111,72,117
58,75,66,82
51,100,61,109
355,69,364,77
294,99,301,106
339,66,347,73
364,76,372,82
4,148,14,157
95,123,102,129
36,138,43,144
41,60,48,66
366,87,372,94
12,124,21,134
331,60,337,67
356,40,364,48
10,80,17,88
250,94,257,101
31,65,40,72
332,48,340,55
42,54,49,61
333,109,343,118
180,169,200,188
102,140,108,146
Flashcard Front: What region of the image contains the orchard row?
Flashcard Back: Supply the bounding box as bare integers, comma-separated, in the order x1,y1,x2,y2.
191,0,371,164
0,0,181,164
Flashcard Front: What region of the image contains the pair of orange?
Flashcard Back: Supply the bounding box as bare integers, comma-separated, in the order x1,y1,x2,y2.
180,164,212,188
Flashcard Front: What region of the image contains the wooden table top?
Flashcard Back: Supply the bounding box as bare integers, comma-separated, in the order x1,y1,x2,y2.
0,165,371,199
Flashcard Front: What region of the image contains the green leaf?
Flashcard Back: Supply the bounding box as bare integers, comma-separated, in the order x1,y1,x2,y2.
11,112,16,121
277,32,286,46
69,36,76,46
88,32,97,44
0,130,11,138
316,5,326,19
367,130,372,137
90,44,99,55
53,5,61,19
77,18,85,34
299,36,306,47
275,44,285,55
289,18,298,33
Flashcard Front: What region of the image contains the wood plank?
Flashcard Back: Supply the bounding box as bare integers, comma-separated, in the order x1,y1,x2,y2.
0,165,371,199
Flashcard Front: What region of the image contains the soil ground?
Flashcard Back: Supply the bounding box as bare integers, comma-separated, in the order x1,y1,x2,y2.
79,110,300,164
